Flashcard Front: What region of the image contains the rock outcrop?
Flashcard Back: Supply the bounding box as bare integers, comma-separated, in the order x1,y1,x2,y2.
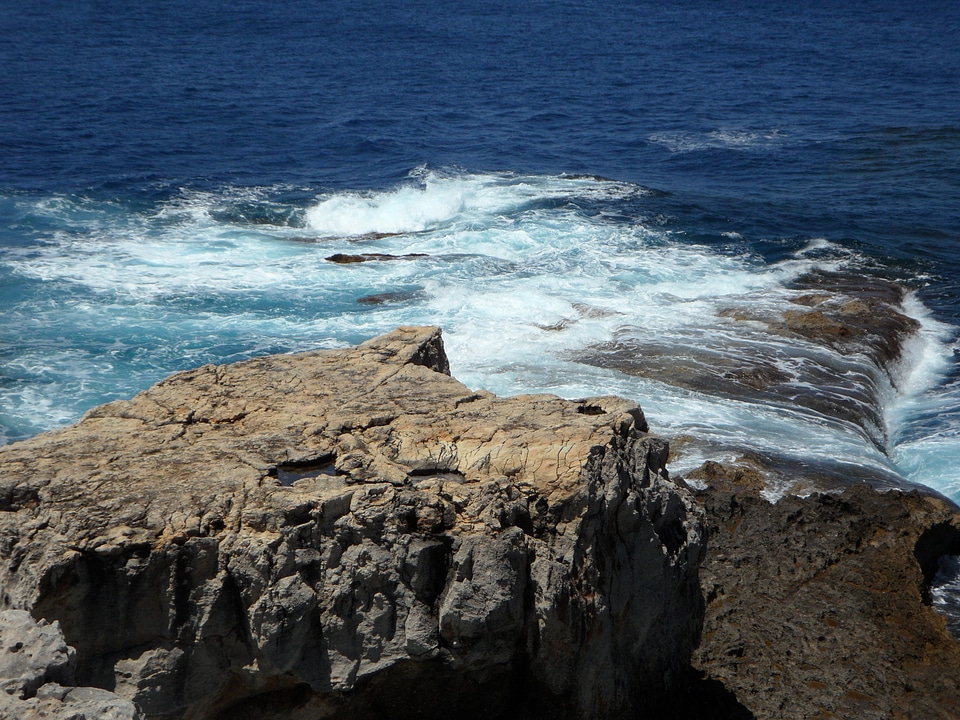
575,270,923,474
0,327,705,719
690,463,960,720
0,609,145,720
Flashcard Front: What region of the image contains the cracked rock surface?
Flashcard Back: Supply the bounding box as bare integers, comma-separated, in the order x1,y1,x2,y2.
0,326,705,719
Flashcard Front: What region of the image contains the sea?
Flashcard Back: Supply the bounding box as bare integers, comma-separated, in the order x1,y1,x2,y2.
3,2,960,602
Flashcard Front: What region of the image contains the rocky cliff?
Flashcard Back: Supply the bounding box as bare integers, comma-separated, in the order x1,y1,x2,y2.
3,325,960,720
0,326,705,719
688,462,960,720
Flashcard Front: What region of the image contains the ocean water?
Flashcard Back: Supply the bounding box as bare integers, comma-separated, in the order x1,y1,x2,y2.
2,1,960,506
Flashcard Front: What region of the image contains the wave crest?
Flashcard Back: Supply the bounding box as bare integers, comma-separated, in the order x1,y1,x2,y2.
304,183,467,236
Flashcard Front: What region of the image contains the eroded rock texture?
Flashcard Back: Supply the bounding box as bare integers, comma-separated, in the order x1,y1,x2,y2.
0,327,705,720
0,609,145,720
691,465,960,720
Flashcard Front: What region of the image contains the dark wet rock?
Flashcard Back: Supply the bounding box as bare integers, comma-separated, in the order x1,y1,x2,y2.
535,303,621,332
684,459,767,495
691,467,960,720
680,446,921,498
578,335,890,452
536,319,575,332
570,302,619,319
356,290,424,305
326,253,428,264
780,271,921,367
0,327,705,720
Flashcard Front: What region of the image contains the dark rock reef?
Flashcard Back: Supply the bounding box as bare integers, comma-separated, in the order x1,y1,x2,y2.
576,270,922,459
325,252,428,263
0,327,705,720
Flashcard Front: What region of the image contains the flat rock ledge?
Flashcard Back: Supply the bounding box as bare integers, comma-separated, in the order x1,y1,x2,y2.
0,327,705,720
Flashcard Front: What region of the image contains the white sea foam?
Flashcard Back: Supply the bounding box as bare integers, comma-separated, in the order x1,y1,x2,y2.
889,294,955,400
305,186,465,235
3,171,960,499
888,310,960,499
881,294,960,494
305,171,568,236
931,556,960,636
648,128,786,153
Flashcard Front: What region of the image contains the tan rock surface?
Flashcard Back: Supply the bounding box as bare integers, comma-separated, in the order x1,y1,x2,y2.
0,326,705,720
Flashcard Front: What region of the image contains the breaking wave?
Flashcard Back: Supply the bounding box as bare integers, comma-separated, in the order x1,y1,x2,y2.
1,169,958,499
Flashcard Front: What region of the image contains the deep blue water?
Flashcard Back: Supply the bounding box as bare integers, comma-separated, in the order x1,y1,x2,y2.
3,0,960,505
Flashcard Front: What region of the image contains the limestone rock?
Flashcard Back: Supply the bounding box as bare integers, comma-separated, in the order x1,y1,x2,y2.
0,326,705,719
0,610,144,720
3,684,147,720
0,610,75,700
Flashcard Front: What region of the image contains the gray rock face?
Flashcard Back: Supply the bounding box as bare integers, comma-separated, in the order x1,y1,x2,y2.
0,609,144,720
0,610,75,700
0,327,705,719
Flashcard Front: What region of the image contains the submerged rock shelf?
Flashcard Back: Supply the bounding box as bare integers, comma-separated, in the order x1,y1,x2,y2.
576,270,924,467
0,326,958,719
